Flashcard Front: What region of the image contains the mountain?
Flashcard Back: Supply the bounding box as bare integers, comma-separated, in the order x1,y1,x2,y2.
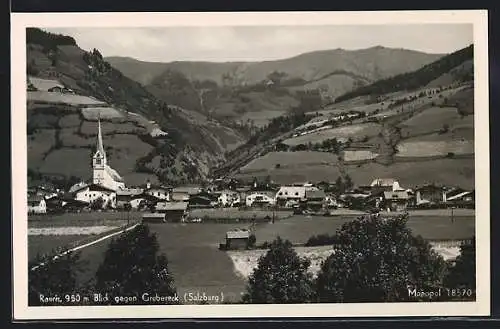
26,28,246,188
107,47,443,125
335,45,473,103
107,47,443,88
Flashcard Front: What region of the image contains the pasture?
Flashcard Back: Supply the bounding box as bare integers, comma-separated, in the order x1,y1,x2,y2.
241,151,339,172
81,107,124,120
398,106,472,137
189,208,293,221
28,91,107,106
343,150,379,162
344,158,475,190
28,77,64,91
396,140,474,158
235,164,342,185
283,123,380,146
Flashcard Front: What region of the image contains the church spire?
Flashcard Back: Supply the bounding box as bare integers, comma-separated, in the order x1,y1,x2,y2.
96,114,106,160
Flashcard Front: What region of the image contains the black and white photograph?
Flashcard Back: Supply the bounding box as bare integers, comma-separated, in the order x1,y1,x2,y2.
11,10,490,319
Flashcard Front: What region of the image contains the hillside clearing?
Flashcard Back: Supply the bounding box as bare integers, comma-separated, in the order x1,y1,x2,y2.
343,150,379,162
344,158,475,189
28,91,107,106
241,151,339,172
283,123,380,146
396,140,474,157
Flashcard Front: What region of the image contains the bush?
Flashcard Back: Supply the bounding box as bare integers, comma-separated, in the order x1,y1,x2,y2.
305,234,337,247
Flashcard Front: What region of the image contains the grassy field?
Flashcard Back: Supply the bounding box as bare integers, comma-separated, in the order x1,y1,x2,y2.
241,151,339,172
81,107,124,120
39,148,93,178
28,91,107,106
283,123,380,146
58,114,81,128
398,107,472,137
235,164,342,185
396,140,474,157
344,158,475,190
343,150,379,162
27,129,56,166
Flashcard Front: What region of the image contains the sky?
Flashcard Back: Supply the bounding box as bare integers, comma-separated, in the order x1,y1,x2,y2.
45,25,473,63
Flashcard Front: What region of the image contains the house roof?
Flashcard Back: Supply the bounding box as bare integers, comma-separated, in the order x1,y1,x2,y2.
69,182,88,194
447,191,474,201
226,229,251,239
383,191,410,200
172,186,202,195
371,178,397,187
156,202,188,211
117,188,144,196
306,190,326,199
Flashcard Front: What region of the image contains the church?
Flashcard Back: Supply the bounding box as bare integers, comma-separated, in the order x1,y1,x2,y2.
73,118,125,208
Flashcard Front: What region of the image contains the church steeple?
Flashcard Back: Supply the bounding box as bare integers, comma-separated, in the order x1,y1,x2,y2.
93,115,106,167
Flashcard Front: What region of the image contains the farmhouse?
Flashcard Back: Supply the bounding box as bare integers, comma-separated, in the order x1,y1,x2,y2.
415,184,446,206
445,188,475,208
360,178,404,195
217,190,241,207
27,195,47,214
188,195,216,208
275,185,307,207
304,190,327,211
73,184,117,209
383,190,410,212
155,202,189,222
245,192,276,207
224,229,252,250
116,188,144,209
144,183,170,201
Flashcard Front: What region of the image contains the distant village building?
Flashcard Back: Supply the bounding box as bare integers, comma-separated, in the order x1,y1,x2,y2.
27,195,47,214
73,184,116,208
383,190,410,212
275,185,307,207
245,192,276,207
304,189,327,211
415,184,446,206
217,190,240,207
155,202,189,222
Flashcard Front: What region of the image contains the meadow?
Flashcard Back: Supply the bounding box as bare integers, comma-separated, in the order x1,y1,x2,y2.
396,140,474,158
28,91,107,106
283,123,380,146
81,107,124,120
241,151,339,172
344,158,475,190
343,149,379,162
398,106,472,137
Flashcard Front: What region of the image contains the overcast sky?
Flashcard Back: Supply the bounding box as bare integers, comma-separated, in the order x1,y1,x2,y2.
45,25,473,63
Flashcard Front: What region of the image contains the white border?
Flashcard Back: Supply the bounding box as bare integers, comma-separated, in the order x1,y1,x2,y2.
11,10,490,320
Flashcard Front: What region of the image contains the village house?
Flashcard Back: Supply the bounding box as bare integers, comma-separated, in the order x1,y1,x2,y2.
73,183,117,209
116,188,144,209
155,201,189,222
27,195,47,214
171,185,202,201
245,191,276,207
444,187,475,208
143,183,170,201
382,190,410,212
275,185,307,207
217,190,241,207
415,184,446,206
360,178,404,195
188,194,217,209
304,189,327,211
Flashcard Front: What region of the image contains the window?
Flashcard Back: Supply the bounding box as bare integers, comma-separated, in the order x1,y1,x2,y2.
295,192,299,196
285,192,288,195
95,158,101,165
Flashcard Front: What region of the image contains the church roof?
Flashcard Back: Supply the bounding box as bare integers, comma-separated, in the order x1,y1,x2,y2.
105,165,124,182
